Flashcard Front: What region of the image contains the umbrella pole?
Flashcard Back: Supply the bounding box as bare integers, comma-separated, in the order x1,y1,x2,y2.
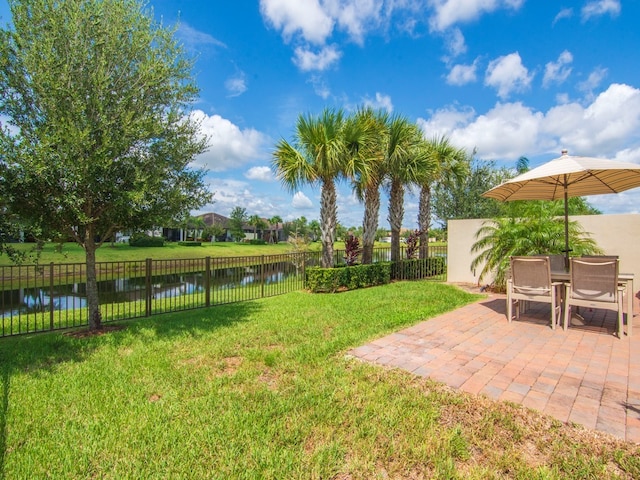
564,184,570,271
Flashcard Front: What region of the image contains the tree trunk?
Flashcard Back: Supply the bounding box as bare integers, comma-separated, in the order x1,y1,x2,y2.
320,180,337,268
388,179,404,263
418,184,431,259
361,182,380,264
85,230,102,331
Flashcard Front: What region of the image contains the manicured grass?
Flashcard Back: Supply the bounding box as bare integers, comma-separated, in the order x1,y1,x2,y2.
0,241,323,266
1,281,637,478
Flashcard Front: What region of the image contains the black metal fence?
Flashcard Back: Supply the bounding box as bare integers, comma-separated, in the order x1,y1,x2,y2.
0,245,447,337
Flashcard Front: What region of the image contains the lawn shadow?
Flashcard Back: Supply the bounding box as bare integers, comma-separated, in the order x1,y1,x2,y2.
117,301,263,340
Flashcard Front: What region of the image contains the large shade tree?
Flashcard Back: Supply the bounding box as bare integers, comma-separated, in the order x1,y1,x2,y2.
432,158,513,224
0,0,211,330
273,108,368,268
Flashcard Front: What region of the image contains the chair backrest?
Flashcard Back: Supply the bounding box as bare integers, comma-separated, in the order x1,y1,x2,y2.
569,258,619,303
581,255,619,261
510,256,552,296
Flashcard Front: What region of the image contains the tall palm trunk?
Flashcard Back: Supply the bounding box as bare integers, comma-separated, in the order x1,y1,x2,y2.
320,180,337,268
361,182,380,264
388,179,404,263
418,184,431,259
84,227,102,330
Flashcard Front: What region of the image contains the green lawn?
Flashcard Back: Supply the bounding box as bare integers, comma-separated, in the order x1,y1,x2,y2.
0,241,324,266
1,241,446,266
1,281,637,479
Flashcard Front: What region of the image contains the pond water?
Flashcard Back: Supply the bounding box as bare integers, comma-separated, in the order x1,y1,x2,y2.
0,263,296,317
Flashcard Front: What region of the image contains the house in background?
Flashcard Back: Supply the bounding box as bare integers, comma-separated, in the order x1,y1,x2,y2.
196,212,285,243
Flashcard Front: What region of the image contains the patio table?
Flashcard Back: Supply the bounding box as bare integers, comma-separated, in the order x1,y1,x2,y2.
551,270,634,337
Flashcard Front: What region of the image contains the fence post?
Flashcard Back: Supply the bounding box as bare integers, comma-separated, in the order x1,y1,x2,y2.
260,255,265,298
145,258,152,317
49,262,55,331
205,256,211,307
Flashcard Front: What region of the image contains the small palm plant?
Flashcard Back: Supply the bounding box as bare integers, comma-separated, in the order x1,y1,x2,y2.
471,201,602,290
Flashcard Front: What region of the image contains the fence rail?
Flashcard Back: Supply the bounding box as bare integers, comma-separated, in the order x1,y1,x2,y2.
0,245,447,337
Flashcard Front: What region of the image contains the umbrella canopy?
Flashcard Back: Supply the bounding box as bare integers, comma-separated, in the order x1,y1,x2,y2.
482,150,640,268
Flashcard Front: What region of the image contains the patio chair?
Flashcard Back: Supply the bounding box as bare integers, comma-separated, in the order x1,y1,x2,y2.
563,258,624,337
507,256,563,329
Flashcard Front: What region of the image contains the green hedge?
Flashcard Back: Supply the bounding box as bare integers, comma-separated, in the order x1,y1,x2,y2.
392,257,446,280
178,241,202,247
248,239,266,245
129,234,165,247
306,262,392,293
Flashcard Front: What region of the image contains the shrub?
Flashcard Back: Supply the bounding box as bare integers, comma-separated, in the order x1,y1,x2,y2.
249,239,266,245
129,233,164,247
306,262,391,293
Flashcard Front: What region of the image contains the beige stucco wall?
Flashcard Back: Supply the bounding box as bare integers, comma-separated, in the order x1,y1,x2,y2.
447,213,640,297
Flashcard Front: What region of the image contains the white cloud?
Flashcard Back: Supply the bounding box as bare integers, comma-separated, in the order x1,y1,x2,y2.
191,110,270,172
225,72,247,97
363,92,394,112
484,52,533,99
543,50,573,88
446,61,477,86
245,166,275,182
177,23,227,49
444,27,467,57
544,83,640,155
197,177,282,218
292,191,313,209
259,0,334,45
578,67,608,94
552,7,573,25
427,0,525,32
293,45,342,71
308,75,331,99
581,0,621,22
323,0,385,46
421,102,545,160
417,83,640,162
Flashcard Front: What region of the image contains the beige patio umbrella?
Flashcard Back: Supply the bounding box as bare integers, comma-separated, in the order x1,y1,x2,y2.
482,149,640,268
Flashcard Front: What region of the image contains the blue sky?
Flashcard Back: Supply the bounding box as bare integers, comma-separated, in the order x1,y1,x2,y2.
2,0,640,229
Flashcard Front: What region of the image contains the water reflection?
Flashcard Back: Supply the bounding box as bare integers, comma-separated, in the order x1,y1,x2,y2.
1,264,297,317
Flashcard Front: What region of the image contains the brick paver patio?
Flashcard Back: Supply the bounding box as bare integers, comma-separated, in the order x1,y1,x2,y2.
349,288,640,444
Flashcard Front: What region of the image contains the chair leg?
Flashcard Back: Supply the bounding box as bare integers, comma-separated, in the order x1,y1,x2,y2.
563,285,570,331
617,290,624,339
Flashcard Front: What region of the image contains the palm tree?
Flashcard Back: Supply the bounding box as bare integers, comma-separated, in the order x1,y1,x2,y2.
183,215,206,241
268,215,282,243
471,201,602,289
272,108,361,268
351,107,389,264
248,214,266,241
308,219,321,241
416,135,468,258
384,116,428,263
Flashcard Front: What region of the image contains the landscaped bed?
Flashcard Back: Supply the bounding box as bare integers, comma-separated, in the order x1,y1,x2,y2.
1,281,638,479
